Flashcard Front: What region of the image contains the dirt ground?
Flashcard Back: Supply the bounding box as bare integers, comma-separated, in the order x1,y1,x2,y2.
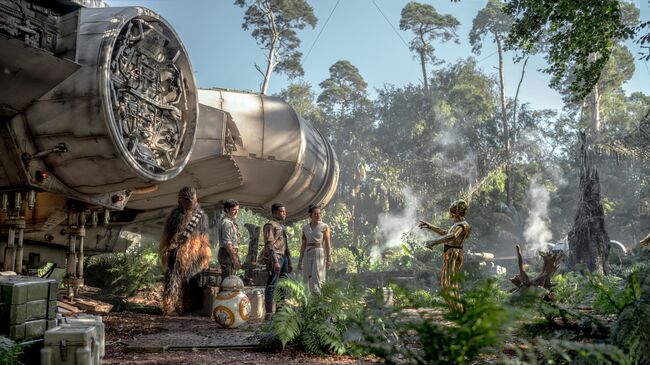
101,311,380,365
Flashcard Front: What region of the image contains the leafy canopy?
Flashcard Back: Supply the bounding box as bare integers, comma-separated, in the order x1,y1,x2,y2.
399,1,460,61
317,60,368,118
234,0,317,79
504,0,638,101
469,0,513,54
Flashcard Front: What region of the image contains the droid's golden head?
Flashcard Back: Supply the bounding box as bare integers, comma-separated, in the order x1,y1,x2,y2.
450,200,468,219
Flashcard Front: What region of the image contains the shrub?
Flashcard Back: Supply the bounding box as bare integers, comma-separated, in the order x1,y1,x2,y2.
84,242,162,297
353,280,514,365
0,336,22,365
270,275,365,355
504,338,631,365
552,270,640,315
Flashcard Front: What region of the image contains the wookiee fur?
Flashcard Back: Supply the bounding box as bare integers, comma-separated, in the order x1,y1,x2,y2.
159,199,211,315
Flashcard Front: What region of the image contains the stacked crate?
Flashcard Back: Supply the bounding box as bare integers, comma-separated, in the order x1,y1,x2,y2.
0,275,58,341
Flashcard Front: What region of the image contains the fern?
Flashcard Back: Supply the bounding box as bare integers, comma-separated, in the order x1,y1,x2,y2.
352,280,515,365
300,330,323,355
269,275,365,355
84,244,162,298
316,321,346,355
271,306,303,346
504,338,631,365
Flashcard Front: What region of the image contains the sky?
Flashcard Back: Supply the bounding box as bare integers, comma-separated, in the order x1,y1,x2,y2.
105,0,650,112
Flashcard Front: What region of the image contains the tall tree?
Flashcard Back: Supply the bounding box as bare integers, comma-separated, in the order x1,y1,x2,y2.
235,0,317,94
318,60,371,242
469,0,515,207
504,0,637,102
399,1,459,93
317,60,369,122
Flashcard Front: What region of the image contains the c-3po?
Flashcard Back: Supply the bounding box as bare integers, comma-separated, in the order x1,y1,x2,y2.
419,200,471,311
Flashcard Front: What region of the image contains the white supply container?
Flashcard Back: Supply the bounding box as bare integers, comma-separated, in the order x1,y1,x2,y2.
59,314,105,357
246,288,265,320
41,326,100,365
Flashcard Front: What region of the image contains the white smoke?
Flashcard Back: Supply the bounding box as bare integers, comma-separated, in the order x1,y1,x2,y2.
374,186,427,261
445,152,477,187
433,129,478,187
523,175,553,253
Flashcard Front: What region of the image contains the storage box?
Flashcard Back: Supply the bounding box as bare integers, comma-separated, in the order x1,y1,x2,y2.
59,314,105,357
199,269,222,287
41,326,100,365
1,318,51,341
0,299,57,324
0,275,57,304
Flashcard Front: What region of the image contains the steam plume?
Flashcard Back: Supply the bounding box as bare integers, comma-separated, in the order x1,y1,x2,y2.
523,175,552,253
374,186,428,260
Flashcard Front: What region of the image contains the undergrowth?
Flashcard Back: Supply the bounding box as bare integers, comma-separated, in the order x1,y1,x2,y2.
84,242,162,298
269,275,365,355
0,336,22,365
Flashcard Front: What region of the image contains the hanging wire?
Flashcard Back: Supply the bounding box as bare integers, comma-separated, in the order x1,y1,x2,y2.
477,50,498,63
370,0,411,52
303,0,342,64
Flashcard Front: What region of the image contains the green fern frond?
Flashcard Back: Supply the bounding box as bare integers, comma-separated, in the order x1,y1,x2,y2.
300,329,325,356
271,306,304,346
315,321,346,355
276,275,309,306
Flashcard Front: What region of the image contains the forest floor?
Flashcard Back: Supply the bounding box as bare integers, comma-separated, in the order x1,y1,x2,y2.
81,285,617,365
82,286,380,365
101,311,380,365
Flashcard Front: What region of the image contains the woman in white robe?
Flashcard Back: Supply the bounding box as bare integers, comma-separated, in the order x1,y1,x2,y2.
297,205,332,294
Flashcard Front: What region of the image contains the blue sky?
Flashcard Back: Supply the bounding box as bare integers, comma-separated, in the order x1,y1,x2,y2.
106,0,650,111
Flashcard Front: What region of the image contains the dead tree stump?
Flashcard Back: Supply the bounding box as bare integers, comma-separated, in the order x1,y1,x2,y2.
568,132,610,275
510,245,565,299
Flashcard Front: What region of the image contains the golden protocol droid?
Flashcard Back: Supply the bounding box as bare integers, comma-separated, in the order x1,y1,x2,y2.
419,200,472,311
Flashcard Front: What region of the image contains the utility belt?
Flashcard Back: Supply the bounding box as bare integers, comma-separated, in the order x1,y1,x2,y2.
306,243,322,249
443,244,463,252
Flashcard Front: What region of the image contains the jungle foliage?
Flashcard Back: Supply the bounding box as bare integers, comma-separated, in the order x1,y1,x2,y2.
84,242,162,298
264,262,647,364
0,337,21,365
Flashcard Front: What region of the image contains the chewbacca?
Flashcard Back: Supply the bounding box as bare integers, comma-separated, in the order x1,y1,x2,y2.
159,186,211,315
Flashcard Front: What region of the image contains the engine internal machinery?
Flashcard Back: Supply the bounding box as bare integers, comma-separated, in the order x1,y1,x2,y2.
10,6,199,194
110,18,189,174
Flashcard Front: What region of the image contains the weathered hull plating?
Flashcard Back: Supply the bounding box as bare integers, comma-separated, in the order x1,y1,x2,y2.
0,0,338,271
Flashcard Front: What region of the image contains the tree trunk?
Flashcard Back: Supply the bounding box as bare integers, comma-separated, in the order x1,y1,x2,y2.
588,52,601,143
512,56,529,130
419,48,429,93
590,83,601,142
261,3,277,95
261,38,277,95
496,35,512,207
568,132,609,275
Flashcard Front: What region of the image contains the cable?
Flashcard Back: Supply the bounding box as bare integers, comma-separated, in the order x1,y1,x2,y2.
303,0,341,64
371,0,411,52
477,50,498,63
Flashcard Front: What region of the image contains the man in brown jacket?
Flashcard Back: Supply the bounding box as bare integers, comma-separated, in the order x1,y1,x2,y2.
262,203,292,318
